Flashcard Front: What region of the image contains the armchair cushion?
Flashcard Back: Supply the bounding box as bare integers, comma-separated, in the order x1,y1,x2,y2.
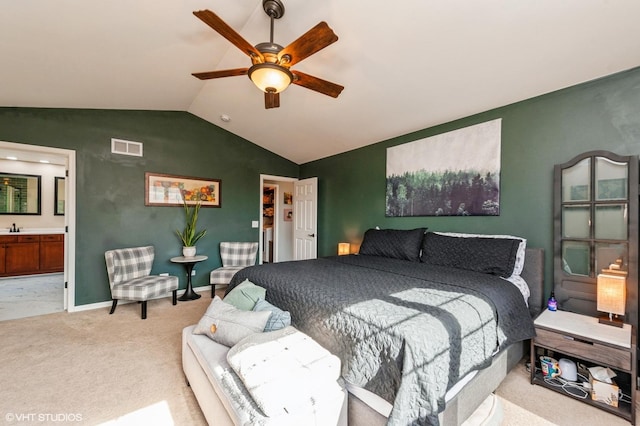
106,246,155,286
210,267,245,285
110,275,179,301
210,242,259,288
221,242,259,267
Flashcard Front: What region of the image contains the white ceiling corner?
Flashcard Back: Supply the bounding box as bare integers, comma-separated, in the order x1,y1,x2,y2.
1,0,639,164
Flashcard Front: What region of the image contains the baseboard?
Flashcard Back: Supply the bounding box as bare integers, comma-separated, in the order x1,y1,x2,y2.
68,285,210,313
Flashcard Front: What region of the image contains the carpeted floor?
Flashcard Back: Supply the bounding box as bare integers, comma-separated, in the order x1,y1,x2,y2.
495,359,638,426
498,396,556,425
0,290,215,426
0,289,636,425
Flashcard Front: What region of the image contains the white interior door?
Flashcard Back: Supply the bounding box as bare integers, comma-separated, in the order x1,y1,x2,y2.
293,177,317,260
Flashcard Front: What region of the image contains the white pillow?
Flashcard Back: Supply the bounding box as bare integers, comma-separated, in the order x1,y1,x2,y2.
192,296,271,347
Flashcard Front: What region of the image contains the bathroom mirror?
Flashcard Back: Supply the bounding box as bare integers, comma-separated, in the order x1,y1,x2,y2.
0,172,41,215
54,176,65,215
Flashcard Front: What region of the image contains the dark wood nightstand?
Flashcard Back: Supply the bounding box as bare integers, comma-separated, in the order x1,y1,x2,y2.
530,309,636,425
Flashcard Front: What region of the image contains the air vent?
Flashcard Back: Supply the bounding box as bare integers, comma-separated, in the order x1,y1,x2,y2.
111,138,143,157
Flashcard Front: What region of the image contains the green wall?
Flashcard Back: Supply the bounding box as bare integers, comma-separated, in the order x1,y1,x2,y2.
2,67,639,305
0,108,298,306
301,66,640,294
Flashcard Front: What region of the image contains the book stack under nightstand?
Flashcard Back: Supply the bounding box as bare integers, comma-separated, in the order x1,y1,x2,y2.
530,309,636,425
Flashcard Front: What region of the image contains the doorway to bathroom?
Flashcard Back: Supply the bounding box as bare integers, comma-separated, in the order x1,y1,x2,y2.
0,141,76,321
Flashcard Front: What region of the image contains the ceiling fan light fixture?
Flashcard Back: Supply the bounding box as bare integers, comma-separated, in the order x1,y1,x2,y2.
248,63,293,94
191,6,342,108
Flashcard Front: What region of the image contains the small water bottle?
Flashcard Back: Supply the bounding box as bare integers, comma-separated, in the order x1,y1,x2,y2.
547,291,557,311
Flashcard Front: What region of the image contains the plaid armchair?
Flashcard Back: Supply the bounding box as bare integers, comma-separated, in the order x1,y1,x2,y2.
105,246,179,319
209,242,259,296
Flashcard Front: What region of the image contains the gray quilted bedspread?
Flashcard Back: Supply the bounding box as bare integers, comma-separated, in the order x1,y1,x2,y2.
229,255,535,425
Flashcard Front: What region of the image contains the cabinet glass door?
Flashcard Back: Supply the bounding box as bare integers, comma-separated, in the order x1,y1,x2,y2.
553,150,638,329
594,204,627,240
595,157,627,201
561,241,590,276
562,205,590,239
559,155,630,278
561,158,590,202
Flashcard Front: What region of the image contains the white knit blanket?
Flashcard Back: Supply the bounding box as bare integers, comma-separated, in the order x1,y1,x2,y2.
227,326,342,417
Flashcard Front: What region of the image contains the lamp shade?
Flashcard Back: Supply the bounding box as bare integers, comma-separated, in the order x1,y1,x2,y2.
597,273,626,316
338,242,350,256
248,63,293,94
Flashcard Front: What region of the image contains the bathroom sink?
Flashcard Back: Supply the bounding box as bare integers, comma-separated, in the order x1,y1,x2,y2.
0,228,64,235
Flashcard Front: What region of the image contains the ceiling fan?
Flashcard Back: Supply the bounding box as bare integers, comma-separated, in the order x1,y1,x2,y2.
192,0,344,109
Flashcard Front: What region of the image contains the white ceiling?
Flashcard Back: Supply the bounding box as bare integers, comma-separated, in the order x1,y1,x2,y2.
1,0,639,164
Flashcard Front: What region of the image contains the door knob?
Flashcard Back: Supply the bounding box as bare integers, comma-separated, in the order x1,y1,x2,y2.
308,233,315,237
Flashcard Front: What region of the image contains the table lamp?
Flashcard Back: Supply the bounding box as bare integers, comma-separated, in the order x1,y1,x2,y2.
596,273,626,327
338,243,350,256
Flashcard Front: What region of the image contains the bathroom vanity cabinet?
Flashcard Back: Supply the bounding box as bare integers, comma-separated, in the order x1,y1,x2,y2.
39,234,64,273
0,233,64,276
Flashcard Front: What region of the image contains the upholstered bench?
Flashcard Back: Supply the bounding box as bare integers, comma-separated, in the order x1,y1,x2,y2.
182,324,348,425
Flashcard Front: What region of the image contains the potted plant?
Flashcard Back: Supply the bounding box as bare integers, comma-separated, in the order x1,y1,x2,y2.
176,197,206,257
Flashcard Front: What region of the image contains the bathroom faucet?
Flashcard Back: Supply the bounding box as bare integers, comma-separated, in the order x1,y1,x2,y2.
10,223,17,232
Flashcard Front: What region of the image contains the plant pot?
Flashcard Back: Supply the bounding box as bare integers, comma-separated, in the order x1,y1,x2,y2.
183,246,197,258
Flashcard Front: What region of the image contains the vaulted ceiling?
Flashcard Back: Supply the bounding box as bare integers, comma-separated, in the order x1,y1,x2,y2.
2,1,639,164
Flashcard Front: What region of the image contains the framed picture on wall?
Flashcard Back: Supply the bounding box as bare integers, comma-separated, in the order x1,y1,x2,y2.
284,208,292,221
284,192,292,204
54,176,65,215
145,172,222,207
386,119,502,217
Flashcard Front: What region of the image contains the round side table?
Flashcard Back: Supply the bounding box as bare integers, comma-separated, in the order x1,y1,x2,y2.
170,255,208,301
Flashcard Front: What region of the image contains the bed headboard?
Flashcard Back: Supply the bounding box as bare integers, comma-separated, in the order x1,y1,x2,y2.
521,248,545,318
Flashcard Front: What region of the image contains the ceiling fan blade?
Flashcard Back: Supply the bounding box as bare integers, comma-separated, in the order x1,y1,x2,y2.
278,22,338,67
292,71,344,98
192,68,248,80
265,92,280,109
193,10,263,61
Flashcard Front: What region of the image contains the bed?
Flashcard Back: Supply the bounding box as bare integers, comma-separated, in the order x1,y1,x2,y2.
228,229,544,425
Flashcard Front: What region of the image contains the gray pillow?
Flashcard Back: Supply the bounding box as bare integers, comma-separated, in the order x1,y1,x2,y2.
223,279,266,311
420,232,520,277
193,296,271,347
253,299,291,331
358,228,426,261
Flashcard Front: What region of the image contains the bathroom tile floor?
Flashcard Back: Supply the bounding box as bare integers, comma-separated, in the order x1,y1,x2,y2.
0,273,64,321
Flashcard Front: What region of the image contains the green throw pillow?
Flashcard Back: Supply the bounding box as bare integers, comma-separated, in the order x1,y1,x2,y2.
224,279,266,310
